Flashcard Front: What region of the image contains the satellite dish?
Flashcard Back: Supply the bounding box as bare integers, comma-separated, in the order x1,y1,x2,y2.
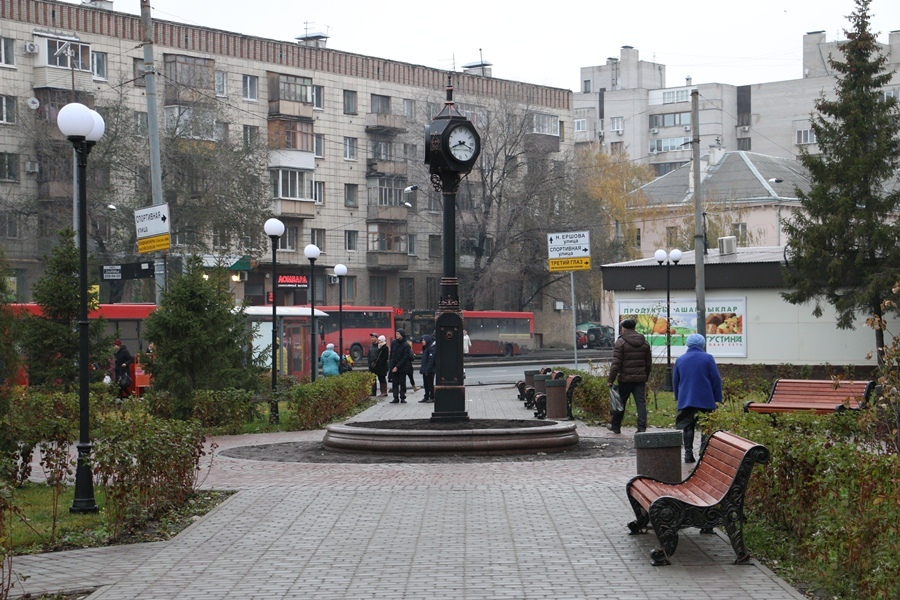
26,97,40,110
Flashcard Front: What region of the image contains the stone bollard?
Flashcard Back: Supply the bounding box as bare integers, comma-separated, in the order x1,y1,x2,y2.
634,430,683,484
545,379,567,420
524,369,539,389
533,373,549,396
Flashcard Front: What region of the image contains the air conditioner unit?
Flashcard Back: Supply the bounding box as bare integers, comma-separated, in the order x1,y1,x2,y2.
23,41,39,55
683,125,691,131
741,126,750,132
328,275,339,285
237,271,248,282
717,236,737,255
616,129,624,136
650,128,659,134
24,161,40,174
554,301,564,311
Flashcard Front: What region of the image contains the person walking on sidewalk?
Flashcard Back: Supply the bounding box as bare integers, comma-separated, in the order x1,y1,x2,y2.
388,329,412,403
418,334,436,403
373,335,389,396
673,333,722,463
606,319,652,434
406,337,418,391
367,332,380,396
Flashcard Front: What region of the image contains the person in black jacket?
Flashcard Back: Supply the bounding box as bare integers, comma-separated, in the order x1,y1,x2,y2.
388,329,412,403
366,332,380,396
417,334,436,403
372,335,389,397
113,338,133,397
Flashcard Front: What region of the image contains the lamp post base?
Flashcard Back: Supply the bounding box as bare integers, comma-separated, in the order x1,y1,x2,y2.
70,443,98,513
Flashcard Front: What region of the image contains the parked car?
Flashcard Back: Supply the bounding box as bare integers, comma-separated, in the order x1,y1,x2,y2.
586,326,615,348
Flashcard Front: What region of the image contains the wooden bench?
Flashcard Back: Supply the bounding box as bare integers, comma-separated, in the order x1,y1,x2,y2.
744,379,874,415
625,430,769,566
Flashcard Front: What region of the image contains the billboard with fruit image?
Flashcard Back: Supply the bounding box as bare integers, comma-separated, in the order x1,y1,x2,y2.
615,297,746,358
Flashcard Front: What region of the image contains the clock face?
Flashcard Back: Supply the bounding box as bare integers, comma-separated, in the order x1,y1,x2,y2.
448,125,477,162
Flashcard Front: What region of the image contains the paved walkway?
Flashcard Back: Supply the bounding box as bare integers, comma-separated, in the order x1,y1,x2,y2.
12,384,803,599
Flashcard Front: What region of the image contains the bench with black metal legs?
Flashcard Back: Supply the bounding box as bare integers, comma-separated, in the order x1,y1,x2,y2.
565,374,581,419
625,430,769,566
744,379,874,415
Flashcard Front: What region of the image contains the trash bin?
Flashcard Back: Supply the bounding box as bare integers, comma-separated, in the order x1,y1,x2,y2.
524,369,539,389
634,430,683,483
533,373,549,395
545,378,567,419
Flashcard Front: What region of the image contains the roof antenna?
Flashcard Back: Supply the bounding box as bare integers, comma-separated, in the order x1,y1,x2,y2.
479,48,485,76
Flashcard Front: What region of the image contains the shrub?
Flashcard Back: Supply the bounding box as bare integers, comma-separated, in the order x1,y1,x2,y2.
191,388,258,434
286,372,374,429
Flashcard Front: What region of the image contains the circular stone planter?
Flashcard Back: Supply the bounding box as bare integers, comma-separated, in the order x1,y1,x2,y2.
323,418,578,454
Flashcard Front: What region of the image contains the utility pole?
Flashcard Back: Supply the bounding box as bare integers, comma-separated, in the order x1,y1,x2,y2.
691,89,706,335
140,0,166,304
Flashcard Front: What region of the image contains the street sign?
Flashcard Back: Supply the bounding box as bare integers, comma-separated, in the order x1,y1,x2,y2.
103,265,122,280
548,257,591,272
134,203,170,239
547,231,590,259
137,233,171,254
103,262,155,280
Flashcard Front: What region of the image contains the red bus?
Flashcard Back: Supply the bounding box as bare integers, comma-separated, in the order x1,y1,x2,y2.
404,309,534,356
315,306,396,363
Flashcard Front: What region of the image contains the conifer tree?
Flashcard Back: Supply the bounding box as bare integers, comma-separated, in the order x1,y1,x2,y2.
782,0,900,363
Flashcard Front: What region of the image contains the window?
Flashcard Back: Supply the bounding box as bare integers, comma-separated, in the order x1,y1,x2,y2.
532,113,559,136
662,89,690,104
610,116,624,132
653,162,688,176
429,235,442,259
270,168,309,199
344,184,358,207
243,125,259,148
666,226,678,248
610,141,624,154
133,58,146,87
164,106,221,140
343,276,357,302
649,112,691,128
583,80,591,93
399,278,415,311
426,277,439,307
314,134,324,158
0,38,14,66
731,222,748,245
281,120,314,151
376,177,405,206
456,103,486,128
91,51,107,79
403,98,415,121
312,181,325,205
427,192,441,212
345,230,358,251
215,70,227,96
47,39,90,71
277,226,298,251
649,137,691,153
165,55,213,89
312,85,324,109
134,111,148,136
630,227,641,250
737,137,752,151
242,75,258,100
343,137,357,160
0,153,19,182
884,88,900,102
369,276,386,306
371,141,392,160
311,228,326,251
368,223,406,252
277,74,312,103
403,143,417,160
0,96,16,124
407,234,417,256
0,212,18,238
212,225,230,250
796,129,817,145
343,90,357,114
574,119,586,132
371,94,391,114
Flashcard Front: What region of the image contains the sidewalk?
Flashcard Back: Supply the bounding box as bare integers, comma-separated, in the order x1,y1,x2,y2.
12,385,804,599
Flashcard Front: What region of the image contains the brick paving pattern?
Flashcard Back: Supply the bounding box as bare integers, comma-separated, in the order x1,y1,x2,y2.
12,384,804,599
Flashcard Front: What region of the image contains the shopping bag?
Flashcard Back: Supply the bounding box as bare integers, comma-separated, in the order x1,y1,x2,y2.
117,372,132,391
609,384,624,414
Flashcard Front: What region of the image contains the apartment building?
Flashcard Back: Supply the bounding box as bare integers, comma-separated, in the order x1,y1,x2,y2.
0,0,573,327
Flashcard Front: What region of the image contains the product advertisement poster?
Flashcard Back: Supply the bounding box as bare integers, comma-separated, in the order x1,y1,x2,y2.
615,297,747,358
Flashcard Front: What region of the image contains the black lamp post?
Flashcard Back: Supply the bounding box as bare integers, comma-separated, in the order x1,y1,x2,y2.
334,264,347,356
304,244,321,381
654,248,682,392
264,217,285,424
57,102,104,514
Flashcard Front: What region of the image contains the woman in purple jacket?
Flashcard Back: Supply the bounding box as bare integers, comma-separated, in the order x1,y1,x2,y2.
672,333,722,463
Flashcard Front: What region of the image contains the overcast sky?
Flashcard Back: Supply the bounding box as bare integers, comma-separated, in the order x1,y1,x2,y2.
99,0,899,90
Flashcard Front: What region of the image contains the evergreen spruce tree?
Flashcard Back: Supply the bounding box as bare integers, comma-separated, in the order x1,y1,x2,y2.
782,0,900,364
143,257,262,418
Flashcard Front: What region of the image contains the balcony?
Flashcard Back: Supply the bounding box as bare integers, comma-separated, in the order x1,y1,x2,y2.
365,113,407,134
366,251,409,271
366,159,408,178
38,180,73,199
275,198,316,219
33,67,93,92
269,99,314,119
524,132,560,154
366,203,408,222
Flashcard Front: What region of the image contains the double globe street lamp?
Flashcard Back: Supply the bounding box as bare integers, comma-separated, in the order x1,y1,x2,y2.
654,248,682,392
57,102,105,513
264,217,285,424
304,244,321,381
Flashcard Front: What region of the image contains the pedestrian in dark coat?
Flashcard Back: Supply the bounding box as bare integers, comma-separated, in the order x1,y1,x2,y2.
373,335,389,396
673,333,722,463
388,329,412,403
606,319,652,433
113,339,133,398
417,334,436,403
367,332,380,396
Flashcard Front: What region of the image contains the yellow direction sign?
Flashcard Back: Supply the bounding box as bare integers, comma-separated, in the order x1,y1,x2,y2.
548,257,591,272
138,233,171,254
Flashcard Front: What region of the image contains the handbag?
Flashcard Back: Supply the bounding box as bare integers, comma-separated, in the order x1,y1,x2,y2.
117,372,132,391
609,384,624,415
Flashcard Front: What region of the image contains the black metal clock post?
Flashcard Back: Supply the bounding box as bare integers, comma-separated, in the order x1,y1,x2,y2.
424,76,481,423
